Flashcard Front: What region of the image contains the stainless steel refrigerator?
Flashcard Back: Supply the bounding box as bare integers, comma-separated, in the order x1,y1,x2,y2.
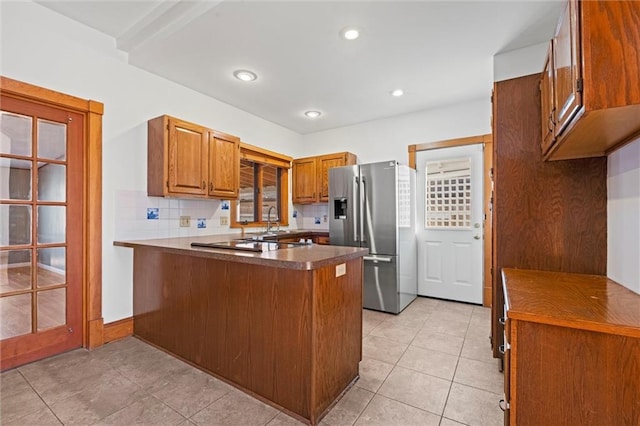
329,161,417,314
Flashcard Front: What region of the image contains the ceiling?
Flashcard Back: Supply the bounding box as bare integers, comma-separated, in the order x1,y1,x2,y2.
36,0,563,134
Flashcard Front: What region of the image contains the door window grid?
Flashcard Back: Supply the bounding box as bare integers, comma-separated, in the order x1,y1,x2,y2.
0,111,68,339
425,158,472,229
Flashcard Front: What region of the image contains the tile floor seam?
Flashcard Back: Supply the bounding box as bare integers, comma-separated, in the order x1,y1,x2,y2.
371,391,447,419
148,383,226,420
345,389,374,426
260,409,280,426
11,369,64,426
449,379,503,397
439,349,462,423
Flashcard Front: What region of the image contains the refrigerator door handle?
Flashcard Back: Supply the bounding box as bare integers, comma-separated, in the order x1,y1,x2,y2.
353,176,360,242
363,255,393,263
360,176,366,243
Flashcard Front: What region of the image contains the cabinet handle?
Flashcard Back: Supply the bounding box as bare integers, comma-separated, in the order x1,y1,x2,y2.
209,182,213,191
201,180,205,189
499,399,510,412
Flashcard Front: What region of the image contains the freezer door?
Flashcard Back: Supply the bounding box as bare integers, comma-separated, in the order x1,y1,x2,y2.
329,165,359,247
363,255,399,313
360,162,397,255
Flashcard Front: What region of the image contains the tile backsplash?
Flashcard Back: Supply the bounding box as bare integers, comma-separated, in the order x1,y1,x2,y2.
114,190,232,240
114,190,331,241
293,203,329,230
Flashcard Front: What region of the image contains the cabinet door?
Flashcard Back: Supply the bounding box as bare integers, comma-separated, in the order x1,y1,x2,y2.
553,0,582,137
168,118,208,196
540,42,555,154
292,158,317,204
317,154,347,202
209,134,239,199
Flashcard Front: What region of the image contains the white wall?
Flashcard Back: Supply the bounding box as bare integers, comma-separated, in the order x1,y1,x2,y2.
607,138,640,294
300,98,491,165
493,42,547,82
1,2,302,322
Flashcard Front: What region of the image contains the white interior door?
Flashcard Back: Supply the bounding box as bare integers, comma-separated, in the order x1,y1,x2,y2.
416,144,483,304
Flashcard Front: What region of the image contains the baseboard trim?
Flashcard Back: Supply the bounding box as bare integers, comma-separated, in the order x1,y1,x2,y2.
103,317,133,343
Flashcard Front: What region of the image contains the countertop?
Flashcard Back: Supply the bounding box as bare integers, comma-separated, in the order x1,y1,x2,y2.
114,231,367,271
502,268,640,338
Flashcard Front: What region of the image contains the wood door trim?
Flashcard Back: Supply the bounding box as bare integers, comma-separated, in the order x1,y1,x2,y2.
408,134,494,307
1,76,104,350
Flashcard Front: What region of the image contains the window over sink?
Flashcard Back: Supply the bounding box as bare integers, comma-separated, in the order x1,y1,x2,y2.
231,143,291,229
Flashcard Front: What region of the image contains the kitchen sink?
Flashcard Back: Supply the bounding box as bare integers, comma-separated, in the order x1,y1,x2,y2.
191,239,310,253
246,230,293,240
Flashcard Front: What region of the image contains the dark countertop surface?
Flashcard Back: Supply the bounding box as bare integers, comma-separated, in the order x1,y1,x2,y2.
114,230,367,271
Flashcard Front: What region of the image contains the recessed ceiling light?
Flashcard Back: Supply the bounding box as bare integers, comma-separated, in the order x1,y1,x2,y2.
340,27,360,40
391,89,404,97
233,70,257,82
304,110,322,119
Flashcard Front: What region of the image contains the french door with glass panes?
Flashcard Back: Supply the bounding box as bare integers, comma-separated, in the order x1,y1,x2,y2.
0,95,84,370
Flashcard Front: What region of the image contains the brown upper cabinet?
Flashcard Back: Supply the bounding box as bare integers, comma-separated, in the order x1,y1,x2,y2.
292,152,357,204
148,115,239,199
540,0,640,161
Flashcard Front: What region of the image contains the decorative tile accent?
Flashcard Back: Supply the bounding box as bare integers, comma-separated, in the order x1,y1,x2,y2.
146,208,159,219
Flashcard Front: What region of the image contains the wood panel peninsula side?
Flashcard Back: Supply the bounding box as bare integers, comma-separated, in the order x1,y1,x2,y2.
114,235,368,425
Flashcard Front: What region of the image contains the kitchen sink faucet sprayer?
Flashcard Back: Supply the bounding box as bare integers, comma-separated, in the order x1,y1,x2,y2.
267,206,277,233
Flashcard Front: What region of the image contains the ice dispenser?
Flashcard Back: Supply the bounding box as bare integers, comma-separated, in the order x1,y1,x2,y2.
334,198,347,219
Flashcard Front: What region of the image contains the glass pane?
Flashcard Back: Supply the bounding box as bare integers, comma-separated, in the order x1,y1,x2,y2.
0,111,32,157
0,293,32,339
261,165,279,221
238,160,255,222
37,247,65,288
37,288,65,331
0,249,32,294
37,206,65,244
425,158,472,229
0,205,32,246
37,163,66,202
37,119,66,161
0,158,32,200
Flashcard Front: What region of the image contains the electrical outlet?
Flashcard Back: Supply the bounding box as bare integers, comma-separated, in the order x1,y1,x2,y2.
220,216,229,226
180,216,191,227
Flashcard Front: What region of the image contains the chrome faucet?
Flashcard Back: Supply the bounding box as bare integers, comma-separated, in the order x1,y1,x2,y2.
267,206,277,233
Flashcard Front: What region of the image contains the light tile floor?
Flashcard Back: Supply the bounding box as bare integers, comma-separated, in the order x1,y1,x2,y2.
0,297,503,425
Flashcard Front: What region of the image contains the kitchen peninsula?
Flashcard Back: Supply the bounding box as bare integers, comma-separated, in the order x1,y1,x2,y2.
114,234,367,425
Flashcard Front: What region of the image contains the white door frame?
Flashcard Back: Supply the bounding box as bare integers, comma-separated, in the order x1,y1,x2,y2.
409,134,493,307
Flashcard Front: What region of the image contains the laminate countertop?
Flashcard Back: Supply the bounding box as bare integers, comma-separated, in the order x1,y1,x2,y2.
502,268,640,338
114,232,367,271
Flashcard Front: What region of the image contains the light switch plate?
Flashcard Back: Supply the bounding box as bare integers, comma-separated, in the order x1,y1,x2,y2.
220,216,229,226
336,263,346,277
180,216,191,227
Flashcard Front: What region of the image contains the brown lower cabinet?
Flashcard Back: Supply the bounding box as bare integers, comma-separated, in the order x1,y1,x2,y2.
501,268,640,425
